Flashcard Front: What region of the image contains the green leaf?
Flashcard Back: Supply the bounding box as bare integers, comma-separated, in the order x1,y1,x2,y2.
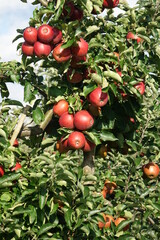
39,186,47,210
3,99,23,107
0,129,7,139
116,220,132,232
64,208,73,229
83,83,97,97
85,25,100,37
24,81,34,103
38,220,59,236
0,173,21,186
104,70,123,83
1,192,11,202
100,131,118,142
32,107,44,124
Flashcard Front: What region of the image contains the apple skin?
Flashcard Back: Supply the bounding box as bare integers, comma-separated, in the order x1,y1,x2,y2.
88,104,101,117
74,110,94,131
53,100,69,117
11,162,22,172
56,138,69,153
68,131,85,149
98,214,114,229
71,7,83,21
115,68,122,77
22,42,34,56
83,138,96,152
115,217,129,231
126,32,137,40
71,38,88,57
63,1,75,17
67,68,84,84
136,36,143,43
23,27,37,44
52,27,63,45
37,24,54,43
134,81,145,95
142,162,159,179
53,43,72,62
70,55,86,68
34,41,51,57
0,165,4,177
59,112,74,129
103,0,119,8
88,87,109,107
13,139,19,147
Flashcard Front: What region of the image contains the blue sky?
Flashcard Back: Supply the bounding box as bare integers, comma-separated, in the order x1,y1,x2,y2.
0,0,137,104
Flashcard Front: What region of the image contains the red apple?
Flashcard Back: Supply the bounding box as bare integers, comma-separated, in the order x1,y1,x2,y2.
88,87,109,107
53,43,72,62
59,112,74,129
136,36,143,44
37,24,54,43
74,110,94,131
23,27,37,44
53,100,69,117
71,38,88,57
115,217,130,231
115,68,122,77
63,1,75,17
83,138,96,152
71,7,83,21
70,55,86,68
88,104,101,117
11,162,22,172
68,131,85,149
34,41,51,57
103,0,119,8
130,117,135,123
52,27,63,45
22,42,34,56
126,32,137,40
0,165,4,177
134,81,145,95
13,139,19,147
142,162,159,179
67,68,84,84
56,137,69,153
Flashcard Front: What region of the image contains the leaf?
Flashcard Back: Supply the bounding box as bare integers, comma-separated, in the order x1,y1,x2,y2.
3,99,23,107
104,70,123,83
116,220,132,232
85,25,100,37
24,81,34,103
32,107,44,124
64,208,73,229
100,130,118,142
38,220,59,236
61,39,75,49
83,83,97,97
0,173,21,186
1,192,11,202
0,129,7,139
39,186,47,210
84,131,101,145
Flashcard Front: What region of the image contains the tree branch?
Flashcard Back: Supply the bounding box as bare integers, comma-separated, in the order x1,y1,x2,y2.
10,105,30,146
82,149,95,175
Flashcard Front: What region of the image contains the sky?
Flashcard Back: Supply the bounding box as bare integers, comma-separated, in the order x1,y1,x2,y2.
0,0,137,104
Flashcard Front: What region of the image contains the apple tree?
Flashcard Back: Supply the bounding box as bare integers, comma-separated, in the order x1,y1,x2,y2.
0,0,160,239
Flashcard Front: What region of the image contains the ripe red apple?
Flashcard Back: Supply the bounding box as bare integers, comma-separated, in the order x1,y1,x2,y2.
70,55,86,68
59,112,74,129
67,68,84,84
88,104,101,117
56,137,69,153
52,27,63,45
134,81,145,95
103,0,119,8
63,1,75,17
71,38,88,57
71,7,83,21
88,87,109,107
142,162,159,179
0,165,4,177
11,162,22,172
13,139,19,147
22,42,34,56
83,138,96,152
37,24,54,43
115,68,122,77
74,110,94,131
53,43,72,62
68,131,85,149
136,36,143,44
53,100,69,117
23,27,37,44
34,41,51,57
126,32,137,40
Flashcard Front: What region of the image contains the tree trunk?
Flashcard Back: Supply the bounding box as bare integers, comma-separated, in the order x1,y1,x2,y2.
82,149,95,175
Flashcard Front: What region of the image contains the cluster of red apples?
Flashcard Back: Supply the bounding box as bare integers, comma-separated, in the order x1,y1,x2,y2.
22,24,89,67
53,87,108,153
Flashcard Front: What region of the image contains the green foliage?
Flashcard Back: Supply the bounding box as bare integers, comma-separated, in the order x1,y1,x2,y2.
0,0,160,239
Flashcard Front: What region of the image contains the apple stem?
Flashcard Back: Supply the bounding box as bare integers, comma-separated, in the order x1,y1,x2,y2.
82,149,95,175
